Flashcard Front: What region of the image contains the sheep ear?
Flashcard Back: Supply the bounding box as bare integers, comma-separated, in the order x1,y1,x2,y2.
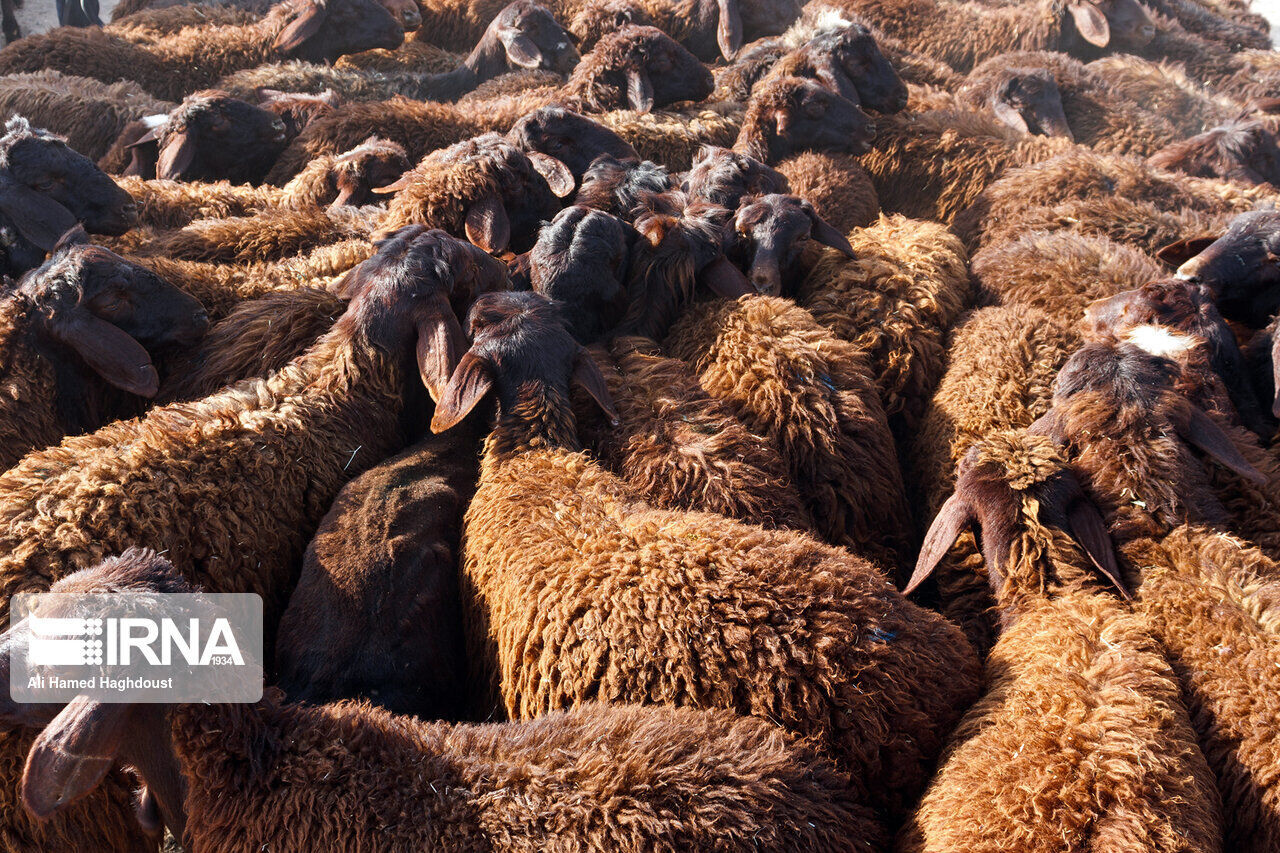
465,195,511,254
274,0,328,54
156,132,197,180
54,224,90,252
0,182,78,251
716,0,743,59
573,348,619,425
1154,235,1219,268
697,255,753,298
129,125,165,146
499,26,544,69
22,698,131,820
430,350,494,433
1026,408,1066,443
802,203,855,257
527,152,575,197
773,107,792,139
1067,1,1110,47
48,307,159,397
904,493,971,596
1066,499,1129,599
1181,407,1268,484
991,98,1030,134
370,173,413,194
415,307,467,403
626,67,655,113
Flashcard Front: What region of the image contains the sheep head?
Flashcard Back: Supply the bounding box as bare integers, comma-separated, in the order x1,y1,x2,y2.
131,91,288,185
256,88,342,139
509,107,639,184
1149,119,1280,188
907,430,1126,615
271,0,404,63
0,116,136,238
785,23,908,114
737,76,876,164
478,0,580,76
730,194,853,297
430,291,618,447
566,25,713,114
19,227,208,397
1064,0,1154,49
530,205,633,344
989,68,1073,140
575,153,673,220
326,137,411,210
1170,209,1280,326
682,145,789,211
332,226,508,400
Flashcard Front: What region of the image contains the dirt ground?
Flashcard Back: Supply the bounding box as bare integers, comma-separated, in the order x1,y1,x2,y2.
13,0,119,38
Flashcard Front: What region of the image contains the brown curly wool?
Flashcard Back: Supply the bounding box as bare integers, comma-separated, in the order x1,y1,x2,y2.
797,215,971,433
116,175,279,228
577,336,816,532
900,432,1222,852
958,50,1180,156
666,295,914,572
463,440,978,820
971,229,1163,319
775,152,879,233
134,206,379,264
1085,54,1238,138
1122,528,1280,853
860,107,1070,224
908,305,1081,653
599,105,742,171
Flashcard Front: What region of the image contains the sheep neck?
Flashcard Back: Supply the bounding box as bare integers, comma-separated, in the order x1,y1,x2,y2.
486,382,580,456
117,705,187,844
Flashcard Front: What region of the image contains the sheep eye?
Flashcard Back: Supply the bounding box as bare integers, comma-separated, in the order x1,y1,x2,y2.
32,178,56,192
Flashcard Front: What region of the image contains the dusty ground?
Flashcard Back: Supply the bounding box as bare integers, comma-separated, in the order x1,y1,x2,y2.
13,0,119,38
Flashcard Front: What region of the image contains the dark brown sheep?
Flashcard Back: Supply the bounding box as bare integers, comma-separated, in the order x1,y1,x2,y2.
762,20,909,114
1173,209,1280,325
433,289,979,819
682,144,789,210
727,192,854,296
508,106,641,184
381,132,567,254
572,153,672,219
530,205,633,343
6,551,885,853
0,228,206,471
1150,118,1280,188
734,75,876,164
562,25,714,114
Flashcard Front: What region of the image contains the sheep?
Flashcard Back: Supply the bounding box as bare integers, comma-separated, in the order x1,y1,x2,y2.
908,304,1082,652
106,3,260,40
0,228,206,472
0,72,173,162
219,59,426,102
795,213,971,435
1172,209,1280,325
2,552,884,853
508,105,641,184
0,117,139,278
665,293,915,572
0,0,405,102
682,144,789,209
562,26,713,114
957,51,1181,156
774,151,880,233
724,192,856,297
255,87,341,137
1086,53,1240,137
431,289,980,818
1119,527,1280,853
1143,0,1270,50
733,75,876,164
1149,118,1280,187
971,229,1165,319
380,132,567,254
833,0,1156,73
898,430,1223,853
336,38,459,74
953,147,1256,252
859,106,1070,224
572,154,673,220
112,90,289,184
0,227,499,851
529,205,633,342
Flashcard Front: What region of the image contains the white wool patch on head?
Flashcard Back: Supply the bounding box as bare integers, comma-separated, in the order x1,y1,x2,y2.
140,114,170,130
781,4,851,49
1124,324,1197,359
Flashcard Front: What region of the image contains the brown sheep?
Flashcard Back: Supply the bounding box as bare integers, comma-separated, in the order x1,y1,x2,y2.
971,229,1164,318
899,431,1223,853
0,229,207,473
775,151,879,233
682,144,789,210
562,25,713,114
0,0,405,102
666,294,915,573
733,75,875,164
381,132,566,254
1,552,884,852
796,214,971,435
908,304,1082,653
432,289,980,819
1086,53,1239,137
0,226,487,852
1149,118,1280,187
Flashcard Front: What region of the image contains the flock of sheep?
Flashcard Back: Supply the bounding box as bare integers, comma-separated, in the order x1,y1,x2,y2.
0,0,1273,849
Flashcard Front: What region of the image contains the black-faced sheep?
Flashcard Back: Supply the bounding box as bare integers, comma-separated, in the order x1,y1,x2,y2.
562,25,714,114
432,289,980,819
733,75,876,164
